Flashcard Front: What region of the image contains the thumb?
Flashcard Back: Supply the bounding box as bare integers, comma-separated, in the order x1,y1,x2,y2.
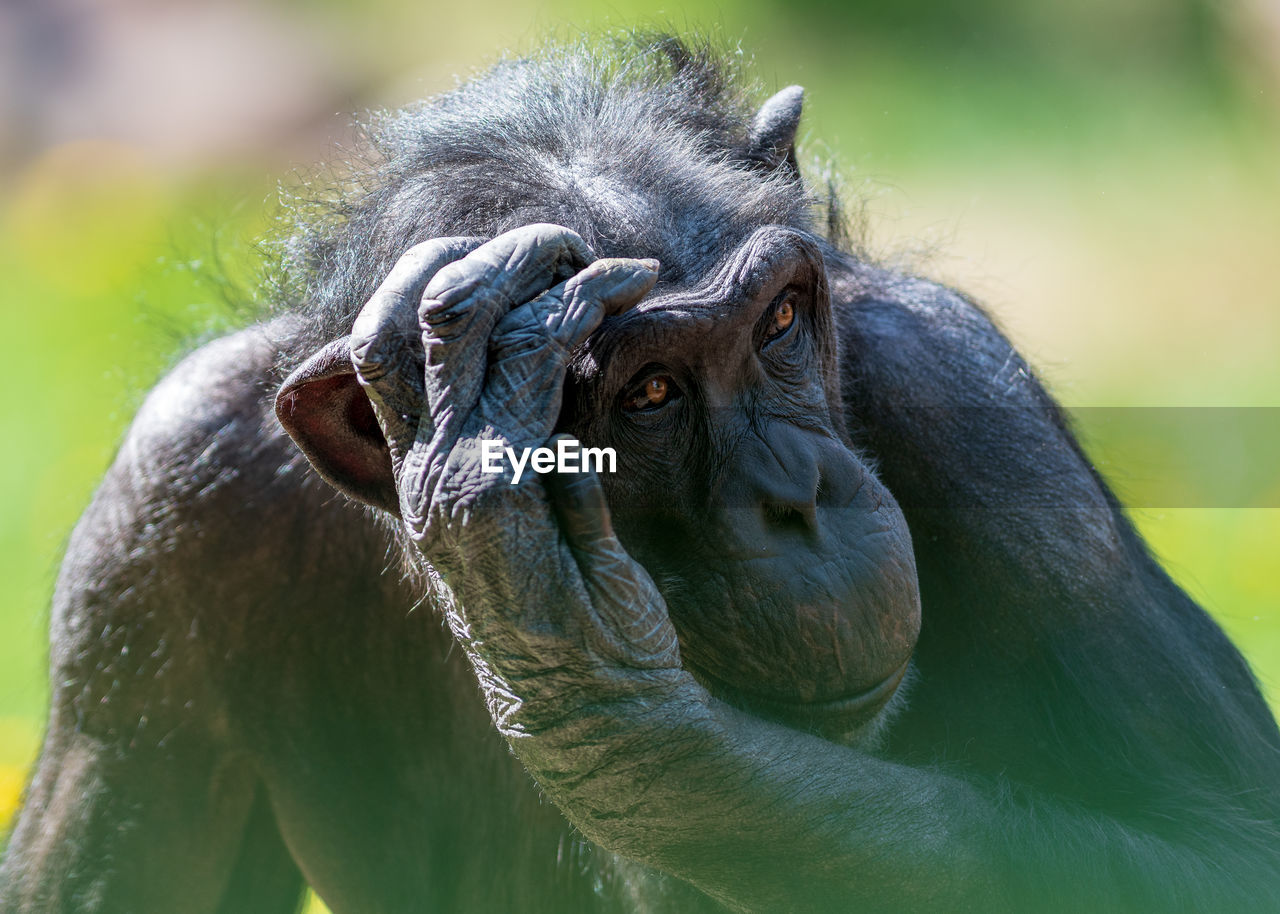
545,436,681,670
545,436,617,554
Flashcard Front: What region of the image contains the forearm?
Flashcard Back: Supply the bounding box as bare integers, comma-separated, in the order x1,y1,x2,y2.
518,695,1002,913
512,686,1275,914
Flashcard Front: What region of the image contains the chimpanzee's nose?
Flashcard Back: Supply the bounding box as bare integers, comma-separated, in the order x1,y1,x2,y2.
720,421,832,545
759,475,818,536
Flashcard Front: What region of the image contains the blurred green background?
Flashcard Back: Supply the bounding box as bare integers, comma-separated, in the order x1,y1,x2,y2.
1,0,1277,910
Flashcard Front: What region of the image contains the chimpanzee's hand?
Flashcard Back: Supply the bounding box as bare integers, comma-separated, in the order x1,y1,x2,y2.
349,224,693,738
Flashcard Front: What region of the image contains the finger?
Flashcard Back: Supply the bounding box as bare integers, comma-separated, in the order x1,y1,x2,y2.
416,225,596,449
420,224,595,338
546,454,681,669
477,258,657,439
551,257,659,348
545,445,617,552
488,257,658,358
350,236,483,451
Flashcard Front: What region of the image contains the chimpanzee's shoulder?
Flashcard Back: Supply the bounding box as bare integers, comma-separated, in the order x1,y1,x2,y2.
119,319,305,489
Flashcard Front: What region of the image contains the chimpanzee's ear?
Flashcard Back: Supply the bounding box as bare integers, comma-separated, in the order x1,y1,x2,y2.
748,85,804,175
275,336,400,516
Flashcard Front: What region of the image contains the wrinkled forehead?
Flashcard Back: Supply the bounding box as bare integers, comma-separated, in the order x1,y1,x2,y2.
500,150,805,284
556,175,740,279
638,223,821,303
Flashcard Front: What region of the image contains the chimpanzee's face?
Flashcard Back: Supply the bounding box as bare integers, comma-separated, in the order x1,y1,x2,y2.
560,226,921,742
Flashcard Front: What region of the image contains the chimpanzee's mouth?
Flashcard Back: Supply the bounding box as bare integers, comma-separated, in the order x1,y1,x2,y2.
684,657,911,740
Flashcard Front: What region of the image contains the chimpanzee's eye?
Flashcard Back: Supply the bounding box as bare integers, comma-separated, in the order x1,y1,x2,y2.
622,374,679,412
763,290,798,345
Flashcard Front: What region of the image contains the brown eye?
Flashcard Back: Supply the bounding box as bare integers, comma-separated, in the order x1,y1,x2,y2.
623,375,675,412
765,293,797,343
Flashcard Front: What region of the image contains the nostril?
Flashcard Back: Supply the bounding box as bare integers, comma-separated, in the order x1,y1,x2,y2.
763,502,815,536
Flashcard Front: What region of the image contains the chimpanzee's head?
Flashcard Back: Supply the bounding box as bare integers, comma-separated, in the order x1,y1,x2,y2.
276,36,920,744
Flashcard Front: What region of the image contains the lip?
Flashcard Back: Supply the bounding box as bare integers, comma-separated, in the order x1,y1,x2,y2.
687,656,911,735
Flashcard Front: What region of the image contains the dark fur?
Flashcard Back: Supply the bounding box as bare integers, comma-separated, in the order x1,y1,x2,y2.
2,33,1278,914
271,35,820,369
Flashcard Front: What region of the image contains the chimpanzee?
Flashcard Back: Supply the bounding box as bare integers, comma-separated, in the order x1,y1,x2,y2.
3,33,1278,914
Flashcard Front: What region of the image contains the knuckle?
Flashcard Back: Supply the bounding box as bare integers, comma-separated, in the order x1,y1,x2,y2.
401,235,479,271
349,329,404,375
351,298,410,349
350,307,385,344
422,259,488,308
510,222,593,262
349,337,387,374
402,237,451,261
419,286,503,334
